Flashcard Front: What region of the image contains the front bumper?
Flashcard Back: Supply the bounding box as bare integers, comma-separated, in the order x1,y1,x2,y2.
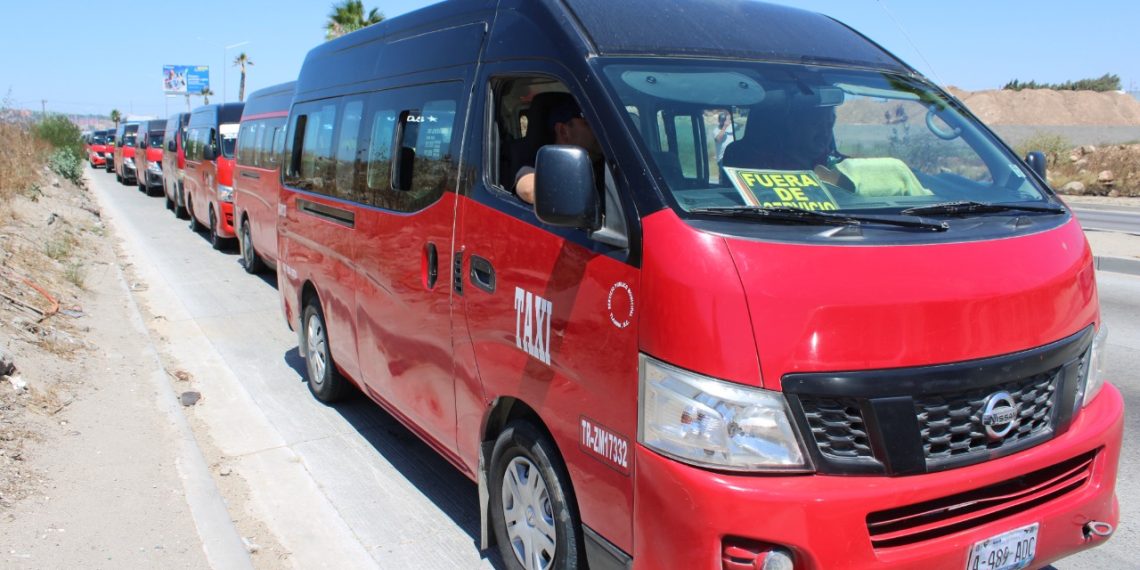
630,383,1122,569
217,201,236,238
145,169,163,187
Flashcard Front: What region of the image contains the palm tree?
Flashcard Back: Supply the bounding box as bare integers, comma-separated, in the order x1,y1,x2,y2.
110,109,121,128
201,87,214,105
325,0,383,40
232,52,254,102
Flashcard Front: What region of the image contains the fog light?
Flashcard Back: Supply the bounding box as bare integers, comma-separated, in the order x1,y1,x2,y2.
722,538,795,570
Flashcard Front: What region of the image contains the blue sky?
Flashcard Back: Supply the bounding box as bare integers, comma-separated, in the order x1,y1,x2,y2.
2,1,1136,117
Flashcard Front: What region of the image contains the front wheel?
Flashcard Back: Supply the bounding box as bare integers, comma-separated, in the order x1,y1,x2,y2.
301,302,349,403
187,199,200,232
209,208,224,251
490,422,583,570
240,218,264,274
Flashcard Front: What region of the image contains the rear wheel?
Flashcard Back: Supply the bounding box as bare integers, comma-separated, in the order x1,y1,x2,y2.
240,218,264,274
164,187,174,211
187,199,200,232
490,422,583,570
301,301,349,403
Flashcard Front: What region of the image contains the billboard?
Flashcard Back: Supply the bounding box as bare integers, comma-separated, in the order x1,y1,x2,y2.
163,65,210,95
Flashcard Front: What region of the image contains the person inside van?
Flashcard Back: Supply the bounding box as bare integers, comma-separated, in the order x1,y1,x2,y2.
513,97,603,205
724,103,843,172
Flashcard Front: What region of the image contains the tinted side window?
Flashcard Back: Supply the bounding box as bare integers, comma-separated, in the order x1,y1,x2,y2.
237,122,256,167
268,122,286,169
285,101,338,193
252,122,267,168
363,83,460,212
334,99,365,201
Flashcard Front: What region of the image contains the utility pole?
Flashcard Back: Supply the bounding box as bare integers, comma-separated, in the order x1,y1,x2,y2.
41,99,46,117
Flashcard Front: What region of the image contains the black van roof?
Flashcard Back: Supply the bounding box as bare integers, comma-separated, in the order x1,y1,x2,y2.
242,81,296,118
563,0,908,71
302,0,909,89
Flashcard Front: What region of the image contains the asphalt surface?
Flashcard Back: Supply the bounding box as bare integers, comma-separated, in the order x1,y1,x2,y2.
1072,206,1140,235
89,170,1138,569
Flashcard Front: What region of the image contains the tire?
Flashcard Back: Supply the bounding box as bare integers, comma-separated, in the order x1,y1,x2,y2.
301,302,349,403
187,199,201,232
116,170,122,183
175,185,188,219
240,218,264,274
209,207,224,251
138,180,146,193
164,188,174,211
490,422,583,570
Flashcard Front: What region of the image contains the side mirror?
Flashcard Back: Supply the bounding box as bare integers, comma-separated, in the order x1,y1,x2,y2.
534,145,600,230
167,140,175,152
1025,151,1047,180
203,144,217,161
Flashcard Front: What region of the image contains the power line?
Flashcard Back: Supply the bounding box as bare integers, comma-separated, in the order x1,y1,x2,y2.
876,0,944,86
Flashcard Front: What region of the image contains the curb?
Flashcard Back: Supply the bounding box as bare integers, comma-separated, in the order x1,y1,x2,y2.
1094,255,1140,276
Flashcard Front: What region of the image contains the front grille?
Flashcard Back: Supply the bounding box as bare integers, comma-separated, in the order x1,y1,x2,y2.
783,326,1093,476
866,450,1096,548
917,371,1058,461
799,396,872,459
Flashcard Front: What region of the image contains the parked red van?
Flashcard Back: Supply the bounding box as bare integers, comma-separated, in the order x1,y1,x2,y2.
136,120,166,195
234,82,294,273
162,112,191,217
87,129,111,168
105,127,117,173
113,122,140,185
277,1,1121,569
184,103,244,249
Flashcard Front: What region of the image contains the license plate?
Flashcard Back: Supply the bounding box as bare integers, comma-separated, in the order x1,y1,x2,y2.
966,523,1038,570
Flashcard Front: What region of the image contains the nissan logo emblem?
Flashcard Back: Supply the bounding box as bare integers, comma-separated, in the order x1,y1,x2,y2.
981,391,1020,440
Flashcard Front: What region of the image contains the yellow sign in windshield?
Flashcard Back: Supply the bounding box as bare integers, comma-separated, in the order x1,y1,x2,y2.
724,168,839,211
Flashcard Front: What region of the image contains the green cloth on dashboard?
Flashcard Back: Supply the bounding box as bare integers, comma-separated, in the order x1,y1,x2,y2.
836,158,933,197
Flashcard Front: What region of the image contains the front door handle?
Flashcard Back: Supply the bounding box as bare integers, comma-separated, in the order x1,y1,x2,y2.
469,255,495,294
424,242,438,289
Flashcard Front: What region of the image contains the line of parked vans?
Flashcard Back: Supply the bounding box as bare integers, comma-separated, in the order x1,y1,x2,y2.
87,1,1122,568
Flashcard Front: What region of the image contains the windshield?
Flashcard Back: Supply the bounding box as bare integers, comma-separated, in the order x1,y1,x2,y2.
93,134,106,145
149,133,165,148
602,61,1050,216
219,123,239,158
123,133,137,147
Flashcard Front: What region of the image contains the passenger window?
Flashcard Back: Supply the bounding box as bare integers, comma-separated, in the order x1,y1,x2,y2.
268,124,284,168
251,122,267,168
674,115,697,179
365,108,397,195
290,102,338,193
334,99,365,201
237,123,255,167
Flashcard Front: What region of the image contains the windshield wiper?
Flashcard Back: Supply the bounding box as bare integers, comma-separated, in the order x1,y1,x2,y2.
689,206,949,232
900,201,1065,217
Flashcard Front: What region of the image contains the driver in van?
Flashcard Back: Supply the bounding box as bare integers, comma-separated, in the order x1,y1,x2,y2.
514,98,604,205
724,103,844,172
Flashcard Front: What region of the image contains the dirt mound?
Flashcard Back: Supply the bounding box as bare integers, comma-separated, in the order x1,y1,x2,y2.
946,87,1140,126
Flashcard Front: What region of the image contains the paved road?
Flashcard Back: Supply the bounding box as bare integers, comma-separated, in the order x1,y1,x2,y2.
1072,207,1140,234
89,171,1137,569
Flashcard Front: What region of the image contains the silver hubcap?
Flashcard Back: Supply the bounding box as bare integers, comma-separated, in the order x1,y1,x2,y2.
305,313,327,385
501,456,556,570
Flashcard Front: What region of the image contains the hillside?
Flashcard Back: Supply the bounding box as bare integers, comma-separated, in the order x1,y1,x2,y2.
945,87,1140,126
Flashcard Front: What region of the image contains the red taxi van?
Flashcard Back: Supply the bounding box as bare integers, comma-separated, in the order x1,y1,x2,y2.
105,127,117,173
234,82,294,273
113,121,140,185
162,112,191,217
87,129,111,168
137,120,166,195
184,103,244,249
277,1,1121,569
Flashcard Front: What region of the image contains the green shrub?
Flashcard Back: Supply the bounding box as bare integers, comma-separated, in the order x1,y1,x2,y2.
1015,132,1071,166
48,148,84,186
34,115,84,158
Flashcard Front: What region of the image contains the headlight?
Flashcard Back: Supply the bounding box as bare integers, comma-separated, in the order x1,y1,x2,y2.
1078,323,1109,407
218,184,234,203
124,157,134,166
638,354,809,472
148,161,162,172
